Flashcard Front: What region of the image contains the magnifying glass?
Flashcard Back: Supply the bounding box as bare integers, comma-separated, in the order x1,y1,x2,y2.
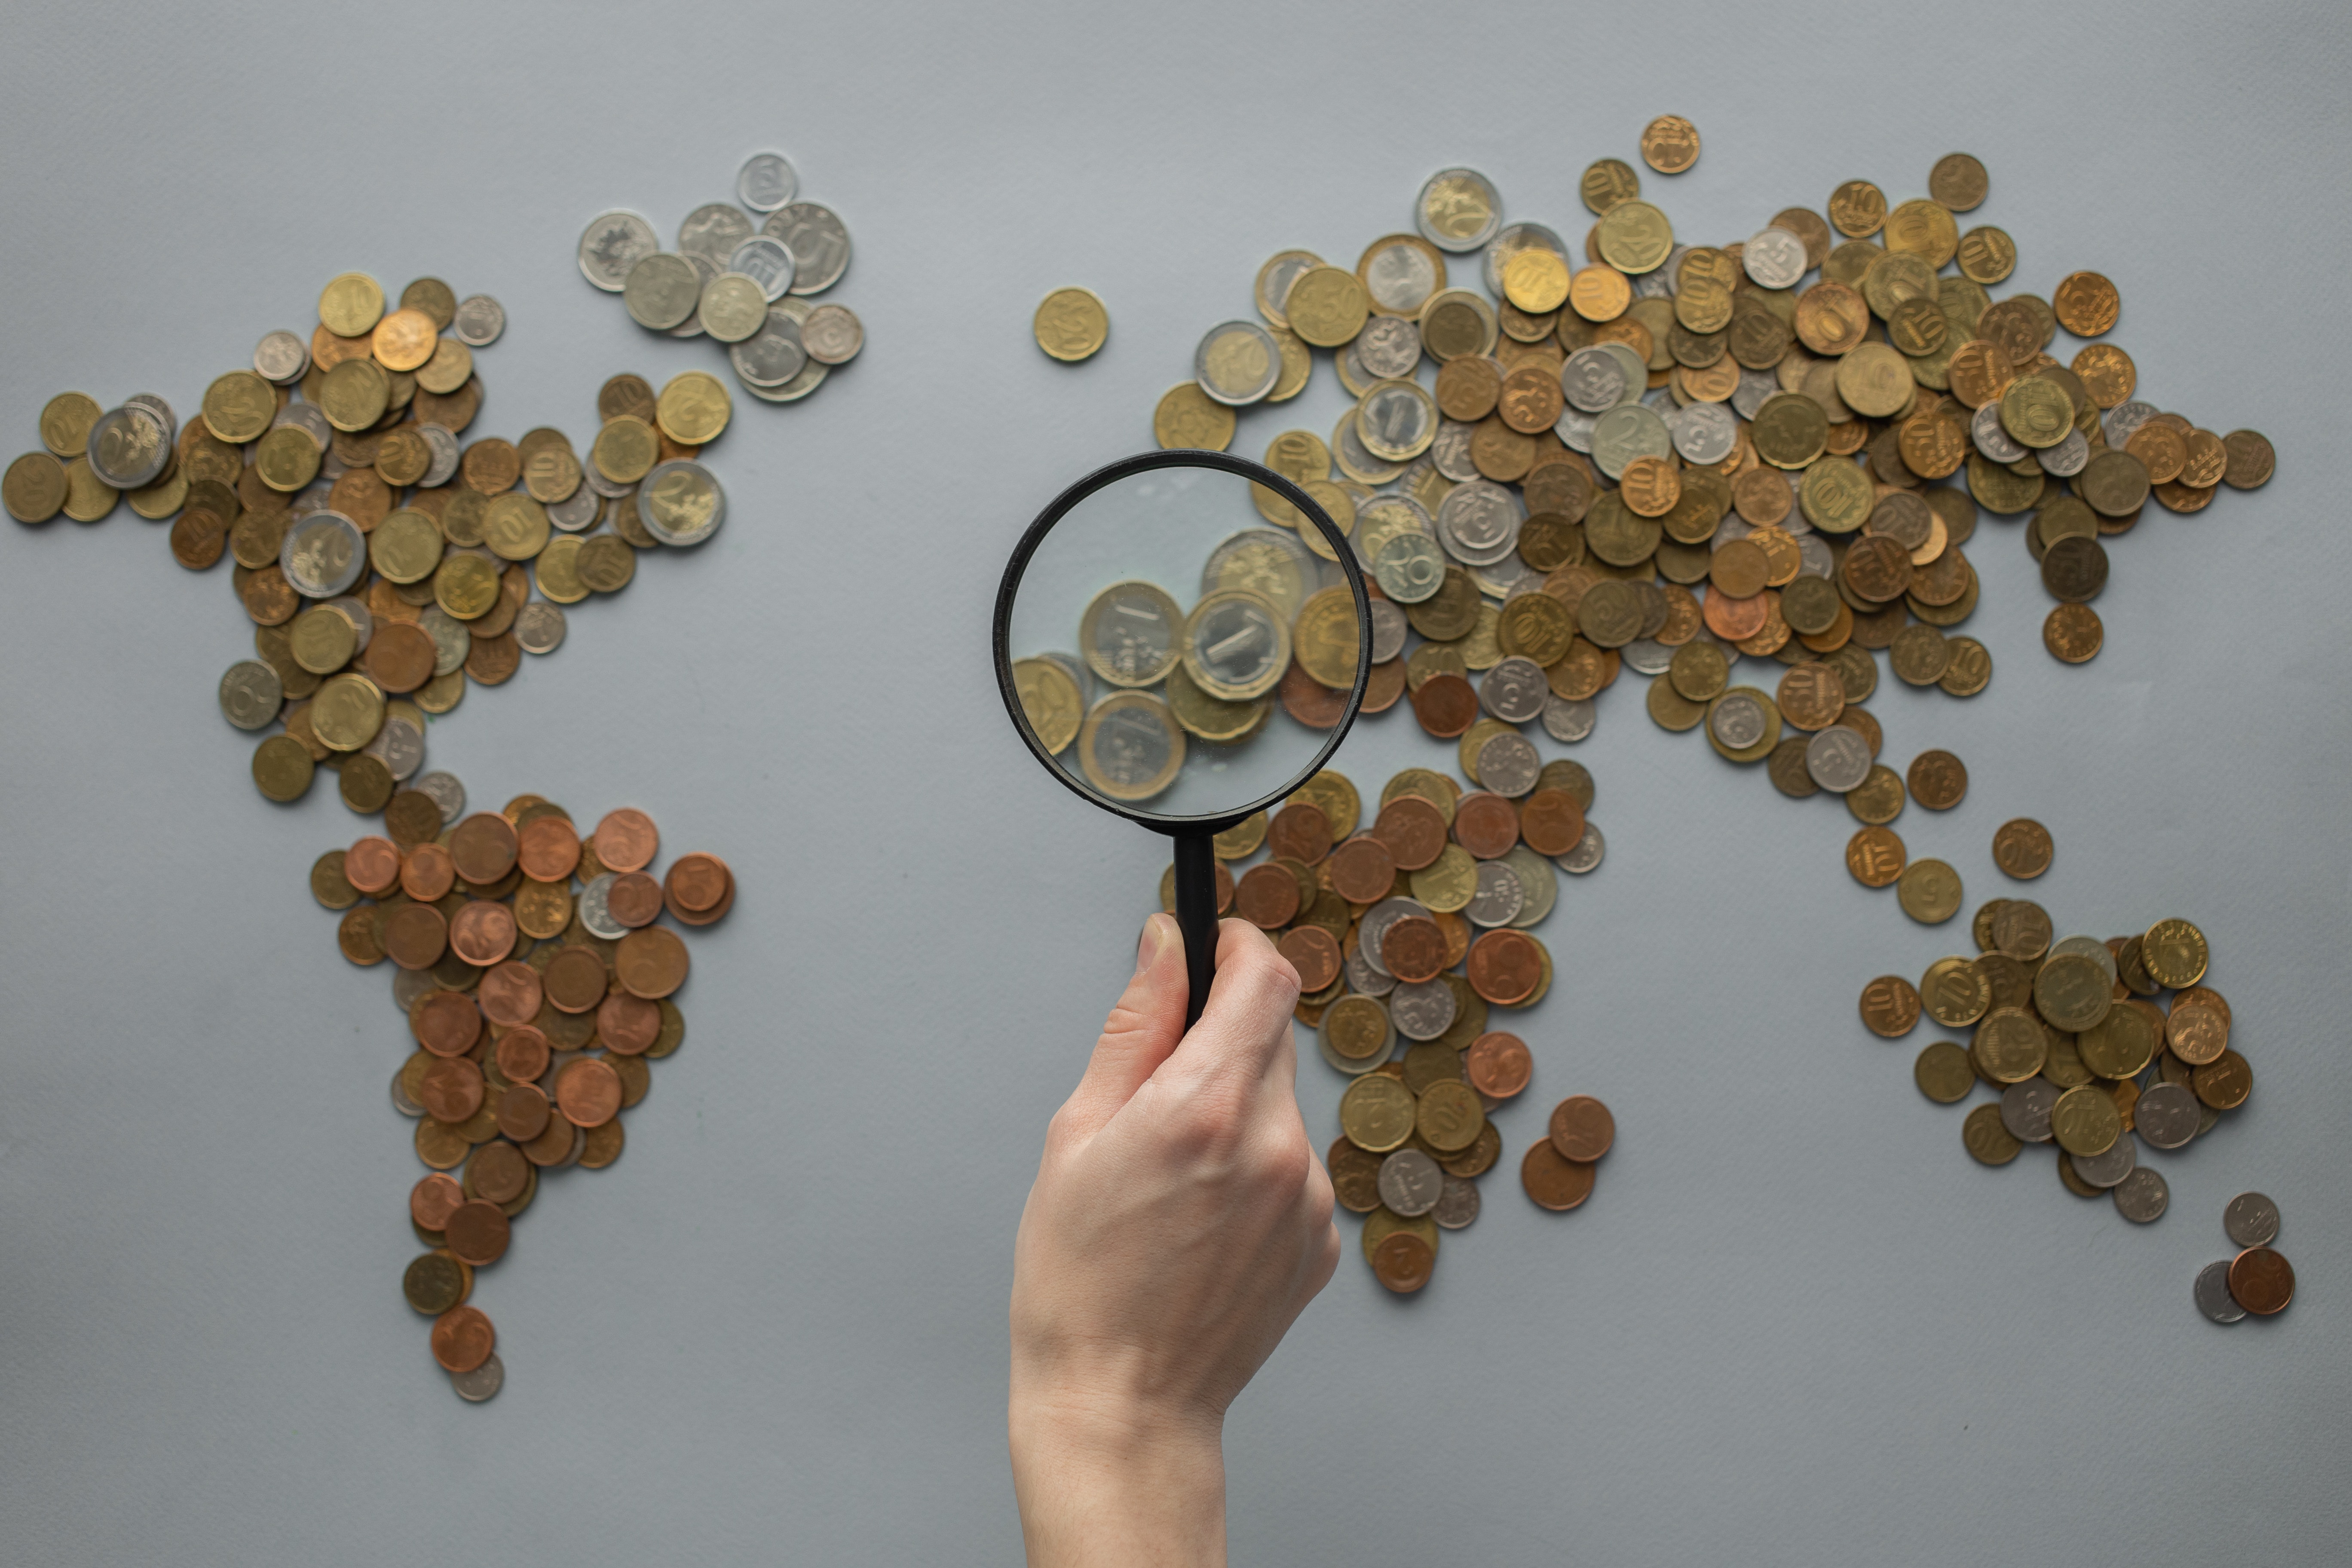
994,450,1373,1026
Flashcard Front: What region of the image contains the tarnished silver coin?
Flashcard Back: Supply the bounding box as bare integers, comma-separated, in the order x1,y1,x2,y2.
413,771,465,826
217,661,283,729
1432,1173,1482,1230
2041,426,2089,478
547,484,600,532
514,601,567,655
1502,845,1556,928
84,404,169,489
1590,404,1674,480
1479,657,1550,723
1464,861,1525,929
1671,401,1737,465
2112,1167,2168,1224
1342,946,1395,998
365,715,423,781
1356,316,1423,380
2223,1191,2280,1249
1431,420,1480,482
578,873,626,941
279,511,365,599
1743,227,1809,288
1373,532,1446,603
2047,934,2119,988
1999,1079,2059,1143
416,423,460,488
1359,236,1441,316
1621,638,1673,676
1389,978,1458,1041
578,210,658,291
2133,1083,2200,1150
274,400,332,452
2072,1134,2137,1190
1971,401,2027,462
418,606,470,676
452,294,504,346
622,253,701,331
2103,400,2158,451
123,394,175,446
1709,690,1769,750
1368,599,1408,665
677,203,754,270
730,306,808,388
1555,822,1605,874
1436,480,1522,566
1377,1148,1445,1217
666,252,719,339
801,304,863,365
1542,695,1595,743
736,151,798,213
1560,346,1627,414
449,1352,504,1403
1475,732,1540,798
2194,1259,2247,1323
1805,727,1872,792
390,1064,426,1118
253,330,309,384
324,597,373,652
1733,366,1781,420
1355,897,1432,980
726,235,796,301
763,202,852,294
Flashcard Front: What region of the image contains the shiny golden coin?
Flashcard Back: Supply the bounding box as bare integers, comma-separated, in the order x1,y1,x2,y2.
371,307,439,372
2141,918,2209,989
592,416,659,484
1034,287,1109,362
1828,181,1887,238
1502,249,1571,315
318,272,386,337
1595,200,1673,274
2049,1084,2121,1157
1339,1073,1417,1153
1284,266,1370,348
1639,116,1700,174
1922,957,1991,1028
201,370,278,444
40,392,101,458
655,371,731,445
1013,657,1083,753
1580,158,1639,214
1152,383,1235,451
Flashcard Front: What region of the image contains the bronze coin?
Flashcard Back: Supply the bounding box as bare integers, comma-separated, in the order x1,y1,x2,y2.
1326,837,1397,904
597,989,663,1055
494,1024,550,1084
542,947,609,1014
615,925,689,999
431,1305,496,1373
410,1174,464,1232
592,808,658,873
1371,1231,1436,1294
410,990,481,1058
1465,1031,1532,1099
381,903,448,970
554,1058,623,1128
1381,917,1448,984
404,1253,469,1314
447,900,518,967
1277,926,1342,992
1548,1095,1615,1161
417,1057,485,1123
1906,750,1968,810
663,853,730,914
495,1083,552,1142
1410,673,1479,737
2227,1247,2294,1315
605,871,665,928
344,836,402,895
521,1109,578,1167
443,1200,510,1267
477,959,546,1027
449,812,520,884
1326,1137,1383,1213
1266,801,1333,866
363,622,438,693
1516,788,1586,857
1521,1139,1596,1211
665,861,737,927
466,1140,530,1206
1451,793,1519,859
400,842,456,902
515,815,581,882
1465,930,1542,1005
1234,863,1300,929
1278,660,1350,729
1370,795,1449,871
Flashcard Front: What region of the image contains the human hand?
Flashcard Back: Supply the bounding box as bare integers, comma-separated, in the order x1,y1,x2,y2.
1008,913,1338,1567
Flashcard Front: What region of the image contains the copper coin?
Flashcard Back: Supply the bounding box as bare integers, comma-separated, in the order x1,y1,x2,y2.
2228,1247,2294,1315
495,1024,550,1083
411,989,481,1058
1277,659,1350,729
448,812,519,884
381,903,448,970
478,958,546,1027
1465,1032,1532,1099
515,814,581,882
1327,1137,1383,1213
345,835,401,895
1516,788,1586,858
400,842,456,902
447,900,518,967
1381,917,1448,984
417,1057,485,1123
554,1058,623,1127
1465,929,1543,1004
615,926,689,999
1906,749,1968,810
1452,793,1519,859
1234,863,1300,929
606,871,665,928
597,989,662,1055
410,1173,464,1232
496,1082,552,1142
1326,836,1398,903
664,852,730,914
1410,672,1479,737
443,1199,510,1266
1266,801,1333,865
1549,1095,1615,1161
1371,1231,1435,1294
1362,657,1407,714
1370,795,1449,871
521,1109,579,1166
665,862,736,927
542,947,609,1013
430,1305,496,1373
1521,1139,1596,1210
592,808,658,873
360,621,437,693
466,1140,530,1206
1277,927,1342,993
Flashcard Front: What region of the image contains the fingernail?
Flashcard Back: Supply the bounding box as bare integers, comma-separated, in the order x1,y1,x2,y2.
1134,914,1170,973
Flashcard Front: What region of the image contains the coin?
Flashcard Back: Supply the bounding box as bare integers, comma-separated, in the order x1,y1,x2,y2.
2228,1248,2294,1316
2195,1260,2248,1324
1992,820,2053,879
1639,116,1700,174
2223,1191,2280,1249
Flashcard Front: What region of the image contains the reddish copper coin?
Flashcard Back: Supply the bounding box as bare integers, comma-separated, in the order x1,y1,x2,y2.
1522,1139,1597,1210
541,947,609,1013
431,1305,495,1372
448,812,519,884
1381,917,1448,984
495,1083,552,1142
664,853,730,914
1516,788,1587,857
381,903,448,970
606,872,664,928
1267,801,1333,866
1466,929,1543,1005
515,814,581,882
1277,926,1342,992
443,1199,509,1267
1549,1095,1615,1161
400,842,457,902
447,900,518,967
477,959,545,1027
417,1057,485,1123
1277,659,1350,729
2228,1247,2294,1316
1452,793,1520,859
1411,672,1479,737
1465,1032,1533,1099
411,989,481,1058
345,836,401,895
554,1058,623,1127
466,1139,530,1205
1234,863,1301,929
494,1024,550,1084
593,808,658,873
1371,795,1449,871
597,989,662,1055
363,621,438,694
521,1109,580,1166
665,862,736,927
615,926,689,999
1326,836,1397,904
1362,657,1407,714
410,1173,464,1232
1371,1231,1436,1294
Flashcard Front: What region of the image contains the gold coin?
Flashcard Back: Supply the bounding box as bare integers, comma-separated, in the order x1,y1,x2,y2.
416,337,474,395
576,534,636,594
534,536,589,605
434,553,502,620
1339,1073,1416,1153
1914,1042,1974,1104
1827,181,1887,238
201,370,279,444
251,735,315,802
1921,956,1990,1028
1013,657,1083,753
1897,858,1962,923
319,358,390,432
370,510,444,585
481,495,550,561
1034,287,1109,362
2049,1084,2121,1157
1152,383,1235,451
371,307,439,372
1283,266,1370,348
1595,201,1673,274
61,457,117,522
1962,1104,2021,1165
3,451,69,523
309,672,386,752
318,272,386,337
2141,918,2209,988
1292,585,1360,690
1639,116,1700,174
655,371,731,445
39,392,100,457
1580,158,1639,214
1502,250,1571,315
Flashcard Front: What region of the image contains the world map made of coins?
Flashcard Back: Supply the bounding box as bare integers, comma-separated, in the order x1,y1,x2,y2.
1031,120,2280,1304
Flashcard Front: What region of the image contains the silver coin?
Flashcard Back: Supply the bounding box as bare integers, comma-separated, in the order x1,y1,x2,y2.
638,460,726,547
1733,366,1781,420
2194,1259,2247,1324
1464,861,1525,928
1631,245,1685,299
253,330,309,384
1436,480,1522,567
622,252,701,331
1355,897,1431,980
1971,402,2026,462
1560,346,1627,414
730,306,808,387
279,511,365,599
667,252,720,339
726,235,796,301
547,484,600,532
1590,404,1674,481
1373,532,1446,603
1595,345,1647,407
1482,221,1565,297
1479,658,1549,723
736,150,798,212
1468,558,1534,602
83,405,169,489
2040,426,2089,478
2110,1167,2169,1224
1796,534,1836,579
1502,845,1556,928
452,294,504,346
292,476,336,511
763,202,852,295
578,210,659,291
1542,695,1595,743
578,873,627,941
1555,821,1605,874
1377,1148,1445,1217
1670,401,1737,465
390,1064,426,1118
2103,400,2159,451
1553,405,1597,454
1342,946,1394,998
1357,381,1434,461
1357,236,1441,316
2072,1133,2137,1190
2196,1102,2220,1138
1743,227,1810,289
449,1352,504,1403
515,602,567,655
123,394,176,447
325,594,374,653
740,346,829,403
580,463,633,500
1476,732,1540,798
1317,1016,1390,1077
365,716,423,781
412,771,465,826
1431,420,1480,483
1432,1173,1482,1230
1709,691,1769,750
1347,601,1401,670
273,400,332,451
1389,978,1458,1041
801,304,863,364
1805,727,1872,792
417,606,470,675
2223,1191,2280,1249
1356,316,1423,380
1621,638,1673,676
416,423,461,487
2000,1079,2060,1143
677,202,754,270
1416,167,1501,253
217,661,283,729
1194,320,1281,406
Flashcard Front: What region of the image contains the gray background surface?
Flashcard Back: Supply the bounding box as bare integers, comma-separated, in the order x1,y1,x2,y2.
3,2,2346,1562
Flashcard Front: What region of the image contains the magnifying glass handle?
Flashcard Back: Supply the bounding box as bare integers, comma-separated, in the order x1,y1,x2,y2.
1171,830,1219,1029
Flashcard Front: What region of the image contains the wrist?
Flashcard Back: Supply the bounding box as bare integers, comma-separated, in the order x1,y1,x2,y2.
1009,1381,1225,1568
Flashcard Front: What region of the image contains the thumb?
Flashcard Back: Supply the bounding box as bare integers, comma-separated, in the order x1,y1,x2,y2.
1056,913,1190,1140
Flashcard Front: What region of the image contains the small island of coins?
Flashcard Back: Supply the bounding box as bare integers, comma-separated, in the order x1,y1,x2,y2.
2196,1191,2295,1323
577,150,862,405
314,789,737,1400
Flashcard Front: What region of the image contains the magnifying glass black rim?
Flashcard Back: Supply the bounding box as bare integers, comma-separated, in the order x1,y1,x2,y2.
992,447,1375,836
